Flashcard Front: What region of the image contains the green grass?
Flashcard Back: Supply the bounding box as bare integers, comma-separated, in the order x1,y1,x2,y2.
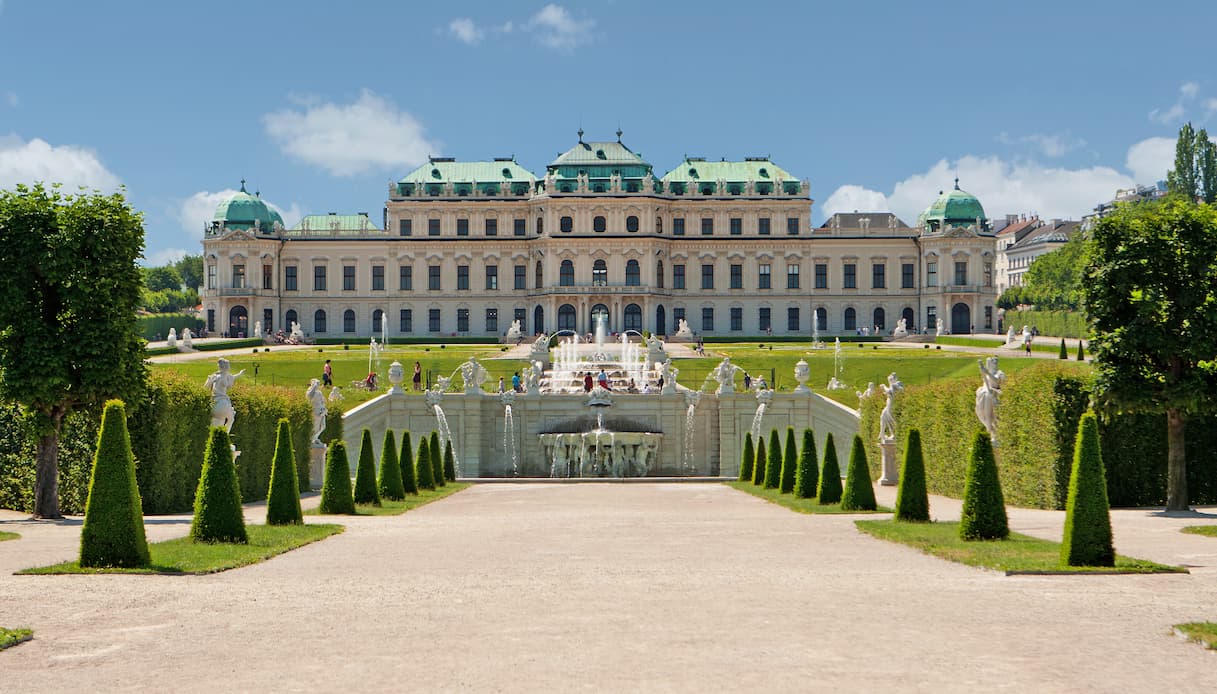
306,482,468,516
1181,525,1217,537
935,336,1065,355
855,519,1183,574
727,481,890,514
0,627,32,650
1174,622,1217,650
0,531,18,542
20,523,343,575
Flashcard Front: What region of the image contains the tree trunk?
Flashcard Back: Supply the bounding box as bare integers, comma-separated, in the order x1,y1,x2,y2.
1165,408,1189,512
33,414,64,519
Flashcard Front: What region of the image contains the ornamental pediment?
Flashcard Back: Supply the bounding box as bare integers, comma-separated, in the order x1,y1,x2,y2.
218,229,255,242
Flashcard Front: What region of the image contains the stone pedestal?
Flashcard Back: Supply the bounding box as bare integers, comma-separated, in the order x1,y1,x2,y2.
310,443,326,490
879,438,898,486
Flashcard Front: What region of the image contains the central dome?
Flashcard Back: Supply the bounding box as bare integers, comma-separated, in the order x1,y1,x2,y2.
918,179,987,231
213,181,283,230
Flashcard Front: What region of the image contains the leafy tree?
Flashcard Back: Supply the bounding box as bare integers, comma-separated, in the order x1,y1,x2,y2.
752,436,766,486
959,430,1008,540
416,437,435,490
443,440,456,482
0,184,147,518
1082,197,1217,510
378,429,405,501
266,419,302,525
817,433,843,504
143,265,182,292
793,429,818,499
779,427,797,493
174,254,204,291
738,432,754,482
399,431,418,495
191,427,248,543
1167,122,1217,203
1018,234,1087,311
429,432,444,487
352,429,381,505
1061,412,1114,567
79,400,149,567
318,441,355,515
764,430,782,489
840,435,877,511
894,428,929,522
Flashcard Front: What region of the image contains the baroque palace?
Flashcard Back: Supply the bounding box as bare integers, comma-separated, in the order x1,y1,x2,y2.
201,132,997,340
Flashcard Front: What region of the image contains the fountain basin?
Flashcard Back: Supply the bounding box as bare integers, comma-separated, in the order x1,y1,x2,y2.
541,431,662,478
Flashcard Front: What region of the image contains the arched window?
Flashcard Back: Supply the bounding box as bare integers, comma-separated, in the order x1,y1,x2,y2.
902,307,915,331
844,307,857,332
656,305,666,334
560,216,573,233
815,307,827,332
313,309,326,333
624,303,642,332
372,309,383,334
560,260,574,287
536,217,543,235
656,216,663,234
558,304,577,331
284,309,298,332
533,305,544,333
625,259,640,286
228,305,248,337
873,307,886,331
656,260,664,288
535,260,543,288
593,215,606,232
592,259,607,286
626,215,639,232
343,309,356,333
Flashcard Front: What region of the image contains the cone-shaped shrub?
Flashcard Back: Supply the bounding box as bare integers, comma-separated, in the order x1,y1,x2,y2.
191,427,249,543
752,437,767,486
894,428,929,522
738,433,755,482
959,430,1009,540
779,427,798,493
1058,338,1068,359
764,430,782,489
840,435,877,511
266,419,303,525
443,440,456,481
1061,413,1114,567
793,429,818,499
429,432,445,487
80,400,150,567
378,429,405,501
352,429,381,505
318,441,356,515
817,433,843,504
399,431,417,495
416,437,435,490
1076,340,1085,361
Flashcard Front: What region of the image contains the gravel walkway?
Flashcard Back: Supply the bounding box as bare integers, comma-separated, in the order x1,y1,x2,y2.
2,484,1216,691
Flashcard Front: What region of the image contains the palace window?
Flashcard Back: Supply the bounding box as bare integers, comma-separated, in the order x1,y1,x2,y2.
428,265,441,290
372,265,384,291
486,308,498,333
560,216,573,233
457,265,469,290
514,265,526,290
457,219,469,236
758,217,770,235
513,308,526,334
787,264,800,289
701,264,714,289
485,218,497,236
343,309,356,333
702,307,714,332
429,309,441,332
232,264,245,289
625,259,640,286
730,218,742,235
656,260,664,288
673,218,685,236
730,264,743,289
815,263,827,289
673,308,685,333
207,264,216,289
400,266,412,291
873,307,886,331
535,261,543,288
759,307,771,332
955,261,968,286
285,265,297,291
872,263,885,289
627,215,639,232
399,219,412,236
843,263,856,289
624,304,642,332
701,218,714,235
514,218,526,236
788,307,800,331
594,216,607,232
343,265,355,291
673,264,685,289
593,259,608,286
314,310,326,333
372,309,383,334
844,307,857,331
787,217,800,235
984,306,993,330
560,260,574,287
759,263,771,290
263,264,272,290
730,307,743,331
815,307,827,332
457,308,469,332
428,218,440,236
983,261,993,287
314,265,326,291
400,309,412,333
485,265,498,290
902,263,914,289
927,261,937,287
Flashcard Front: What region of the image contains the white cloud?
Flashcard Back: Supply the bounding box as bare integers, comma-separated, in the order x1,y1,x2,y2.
448,18,484,44
821,185,891,217
1149,81,1202,124
1125,136,1175,184
144,247,191,267
263,89,437,177
3,91,17,107
996,131,1083,158
529,4,593,51
1181,82,1200,99
0,134,121,191
1204,97,1217,115
178,189,302,239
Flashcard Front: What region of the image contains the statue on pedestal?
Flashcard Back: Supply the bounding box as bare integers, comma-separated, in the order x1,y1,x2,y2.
712,357,742,394
879,372,903,442
204,358,244,432
975,357,1005,443
306,378,327,445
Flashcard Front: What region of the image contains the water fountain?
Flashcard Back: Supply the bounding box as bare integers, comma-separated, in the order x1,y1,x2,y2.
501,390,518,476
750,388,774,443
826,338,847,390
682,389,701,472
425,377,460,476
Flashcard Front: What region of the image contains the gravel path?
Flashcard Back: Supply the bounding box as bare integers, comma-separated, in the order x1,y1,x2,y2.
2,484,1216,692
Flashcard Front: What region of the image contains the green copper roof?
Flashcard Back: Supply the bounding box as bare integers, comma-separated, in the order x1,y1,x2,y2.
399,158,535,184
919,179,987,228
213,181,283,229
659,158,796,183
550,137,648,167
289,214,381,233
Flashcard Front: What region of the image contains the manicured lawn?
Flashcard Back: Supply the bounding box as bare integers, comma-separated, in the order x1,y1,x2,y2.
306,482,468,516
727,481,890,514
1174,622,1217,650
935,335,1077,355
20,523,343,575
0,531,18,542
0,627,32,650
1181,525,1217,538
855,519,1183,574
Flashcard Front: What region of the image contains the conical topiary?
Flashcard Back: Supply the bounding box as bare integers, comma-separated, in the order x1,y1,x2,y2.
443,440,456,482
793,429,818,499
1061,412,1114,567
266,418,303,525
894,428,929,522
738,433,755,482
764,430,782,489
352,429,381,505
429,432,445,487
817,433,843,504
1077,340,1085,361
399,431,418,495
378,429,405,501
752,437,767,486
318,441,356,515
780,427,798,493
840,434,877,511
959,430,1009,540
191,426,249,543
79,400,149,567
1058,338,1068,359
416,437,435,490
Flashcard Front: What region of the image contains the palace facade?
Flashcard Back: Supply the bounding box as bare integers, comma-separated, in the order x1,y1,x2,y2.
200,133,998,340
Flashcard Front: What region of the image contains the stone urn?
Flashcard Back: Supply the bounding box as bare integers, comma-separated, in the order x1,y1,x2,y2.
388,361,405,394
793,359,811,394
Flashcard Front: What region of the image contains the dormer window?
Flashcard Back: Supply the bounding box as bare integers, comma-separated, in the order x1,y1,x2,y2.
596,150,606,159
431,168,442,179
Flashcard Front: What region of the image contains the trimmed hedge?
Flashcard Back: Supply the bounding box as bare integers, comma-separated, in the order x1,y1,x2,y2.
319,441,355,515
265,419,303,525
752,436,766,486
443,440,456,482
137,313,203,342
738,433,754,482
894,428,930,522
764,430,781,489
959,431,1009,541
1061,413,1114,567
779,427,797,494
416,437,435,490
352,429,381,506
817,433,843,504
191,427,248,544
793,429,818,499
400,431,418,495
1058,338,1068,360
1004,309,1088,339
429,432,444,488
378,429,405,501
840,435,877,511
79,400,149,568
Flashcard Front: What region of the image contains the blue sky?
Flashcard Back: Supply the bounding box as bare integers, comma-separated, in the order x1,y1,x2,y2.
0,0,1212,264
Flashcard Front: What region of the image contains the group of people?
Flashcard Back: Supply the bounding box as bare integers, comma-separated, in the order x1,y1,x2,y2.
741,373,768,391
497,371,525,393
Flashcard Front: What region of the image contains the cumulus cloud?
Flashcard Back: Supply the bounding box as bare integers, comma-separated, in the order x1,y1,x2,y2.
178,189,302,239
448,18,484,44
996,131,1083,158
144,247,192,267
1181,81,1200,99
0,134,121,191
529,4,593,51
1125,136,1175,184
263,90,437,177
821,185,891,217
1150,81,1201,124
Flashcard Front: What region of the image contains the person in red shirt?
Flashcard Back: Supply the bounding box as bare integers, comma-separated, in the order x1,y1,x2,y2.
583,372,593,392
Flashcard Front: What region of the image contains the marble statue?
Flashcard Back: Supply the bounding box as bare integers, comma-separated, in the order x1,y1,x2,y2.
181,328,193,349
935,318,944,337
306,378,327,445
673,319,694,339
253,321,262,339
660,358,678,395
388,361,405,394
975,356,1006,443
892,318,908,339
290,321,304,341
1022,325,1032,346
166,328,177,348
522,360,542,395
712,357,742,394
204,358,244,432
328,386,344,403
530,332,550,359
879,372,904,442
459,357,488,394
856,382,877,402
1006,325,1017,344
505,319,523,342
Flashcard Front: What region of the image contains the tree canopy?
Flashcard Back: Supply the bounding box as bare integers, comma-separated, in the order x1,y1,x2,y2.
1167,122,1217,204
997,233,1086,311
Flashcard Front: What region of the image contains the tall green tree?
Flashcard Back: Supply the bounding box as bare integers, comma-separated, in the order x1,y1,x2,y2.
1167,122,1217,203
378,429,405,501
399,431,418,495
429,432,444,488
752,436,766,486
793,429,818,499
173,253,204,291
764,430,782,489
1083,197,1217,510
0,184,147,518
143,265,182,292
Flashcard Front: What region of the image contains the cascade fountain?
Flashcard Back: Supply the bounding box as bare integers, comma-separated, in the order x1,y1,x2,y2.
425,377,460,476
750,388,774,443
682,389,701,472
501,390,518,476
826,338,847,390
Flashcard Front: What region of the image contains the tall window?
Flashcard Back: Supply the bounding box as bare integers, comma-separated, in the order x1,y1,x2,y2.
759,263,771,289
983,261,993,287
626,215,639,232
456,218,469,236
730,264,743,289
902,263,914,289
954,261,968,286
560,260,574,286
701,264,714,289
485,218,497,236
815,263,827,289
372,309,383,334
656,260,664,288
558,304,576,331
262,264,272,290
400,266,412,291
730,218,742,235
673,308,685,333
428,218,440,236
232,264,245,289
400,309,412,333
457,308,469,332
758,217,771,235
314,309,326,333
787,264,800,289
872,263,885,289
535,261,543,288
285,265,298,291
625,260,640,286
673,218,685,236
927,261,938,287
486,308,498,333
984,305,993,330
873,307,885,331
592,259,607,286
926,306,936,332
485,265,498,290
399,219,412,236
429,309,441,332
372,265,384,291
428,265,441,290
343,309,355,333
701,217,714,235
624,304,642,332
313,265,326,291
815,307,827,332
730,307,743,331
513,308,526,334
759,307,771,332
536,217,543,235
787,217,800,235
593,216,606,232
843,263,856,289
513,218,526,236
844,307,857,331
673,264,685,289
514,265,526,290
207,264,216,289
457,265,469,290
655,216,663,234
343,265,355,291
284,309,296,333
787,307,800,331
560,216,573,233
701,307,714,332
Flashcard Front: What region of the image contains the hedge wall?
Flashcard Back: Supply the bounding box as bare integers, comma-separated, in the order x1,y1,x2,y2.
0,402,99,514
860,360,1217,509
1003,310,1088,339
137,313,203,341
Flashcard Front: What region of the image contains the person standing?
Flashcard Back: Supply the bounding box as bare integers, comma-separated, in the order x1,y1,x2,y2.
583,372,593,392
511,371,522,392
322,359,333,386
743,373,752,390
413,361,422,391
